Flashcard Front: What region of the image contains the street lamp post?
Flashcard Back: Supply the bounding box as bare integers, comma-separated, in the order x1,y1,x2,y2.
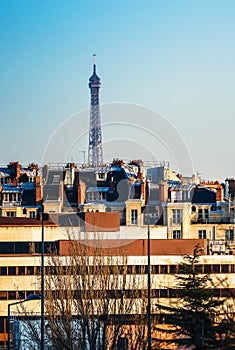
8,294,41,350
37,202,49,350
40,203,49,350
41,204,45,350
147,209,152,350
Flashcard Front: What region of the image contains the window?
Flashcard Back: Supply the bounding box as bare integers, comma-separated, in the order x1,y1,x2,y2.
117,337,128,350
26,267,34,275
198,230,206,239
169,289,178,298
6,192,19,202
0,267,7,275
198,208,203,221
169,265,177,274
160,265,168,274
151,289,159,298
0,317,4,332
144,211,159,225
226,230,234,241
127,266,133,274
18,291,25,299
0,292,7,300
15,242,30,254
87,192,97,201
152,265,159,274
212,265,220,273
204,265,212,274
98,192,106,201
213,289,221,297
53,175,60,183
198,208,209,222
173,230,181,239
96,173,106,180
197,265,203,273
172,209,182,224
8,267,16,275
6,212,16,217
0,243,14,254
204,208,209,220
36,266,41,275
135,265,142,274
221,265,229,273
222,289,232,297
142,265,148,274
29,211,36,219
18,267,25,275
130,209,138,225
8,291,16,300
160,289,168,298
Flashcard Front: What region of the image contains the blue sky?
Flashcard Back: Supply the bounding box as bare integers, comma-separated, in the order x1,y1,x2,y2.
0,0,234,180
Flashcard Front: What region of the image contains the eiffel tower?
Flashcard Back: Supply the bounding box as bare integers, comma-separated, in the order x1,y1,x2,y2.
88,54,103,167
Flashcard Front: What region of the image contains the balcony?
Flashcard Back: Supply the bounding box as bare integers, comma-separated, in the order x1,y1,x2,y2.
210,241,226,254
1,201,21,207
191,217,232,224
210,240,235,254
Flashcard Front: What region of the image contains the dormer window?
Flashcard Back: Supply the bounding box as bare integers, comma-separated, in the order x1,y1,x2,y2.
4,193,19,202
131,209,138,225
53,175,60,183
96,173,106,181
0,177,8,184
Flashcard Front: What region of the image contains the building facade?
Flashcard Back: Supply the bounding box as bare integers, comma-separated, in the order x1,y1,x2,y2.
0,160,235,347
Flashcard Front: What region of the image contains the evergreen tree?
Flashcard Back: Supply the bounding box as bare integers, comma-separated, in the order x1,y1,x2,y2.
155,245,225,349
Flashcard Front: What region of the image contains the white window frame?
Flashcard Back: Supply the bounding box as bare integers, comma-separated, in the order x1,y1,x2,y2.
198,230,206,239
98,192,106,201
96,173,107,181
131,209,138,225
53,175,60,183
172,209,182,224
173,230,181,239
6,211,16,217
225,229,234,241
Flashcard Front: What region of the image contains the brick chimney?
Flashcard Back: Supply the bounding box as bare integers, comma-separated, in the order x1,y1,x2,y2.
8,162,21,186
160,181,168,202
35,176,42,205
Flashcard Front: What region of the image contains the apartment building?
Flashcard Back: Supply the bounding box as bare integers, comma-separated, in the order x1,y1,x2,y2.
0,160,235,347
1,229,235,348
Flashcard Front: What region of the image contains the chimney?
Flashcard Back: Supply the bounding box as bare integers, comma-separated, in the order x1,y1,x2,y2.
8,162,21,185
28,163,38,171
160,182,168,202
35,176,42,205
78,181,86,205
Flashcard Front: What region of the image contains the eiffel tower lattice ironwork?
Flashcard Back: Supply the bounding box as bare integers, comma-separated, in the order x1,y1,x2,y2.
88,54,103,167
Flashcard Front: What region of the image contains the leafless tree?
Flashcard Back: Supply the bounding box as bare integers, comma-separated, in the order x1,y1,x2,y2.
21,230,150,349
